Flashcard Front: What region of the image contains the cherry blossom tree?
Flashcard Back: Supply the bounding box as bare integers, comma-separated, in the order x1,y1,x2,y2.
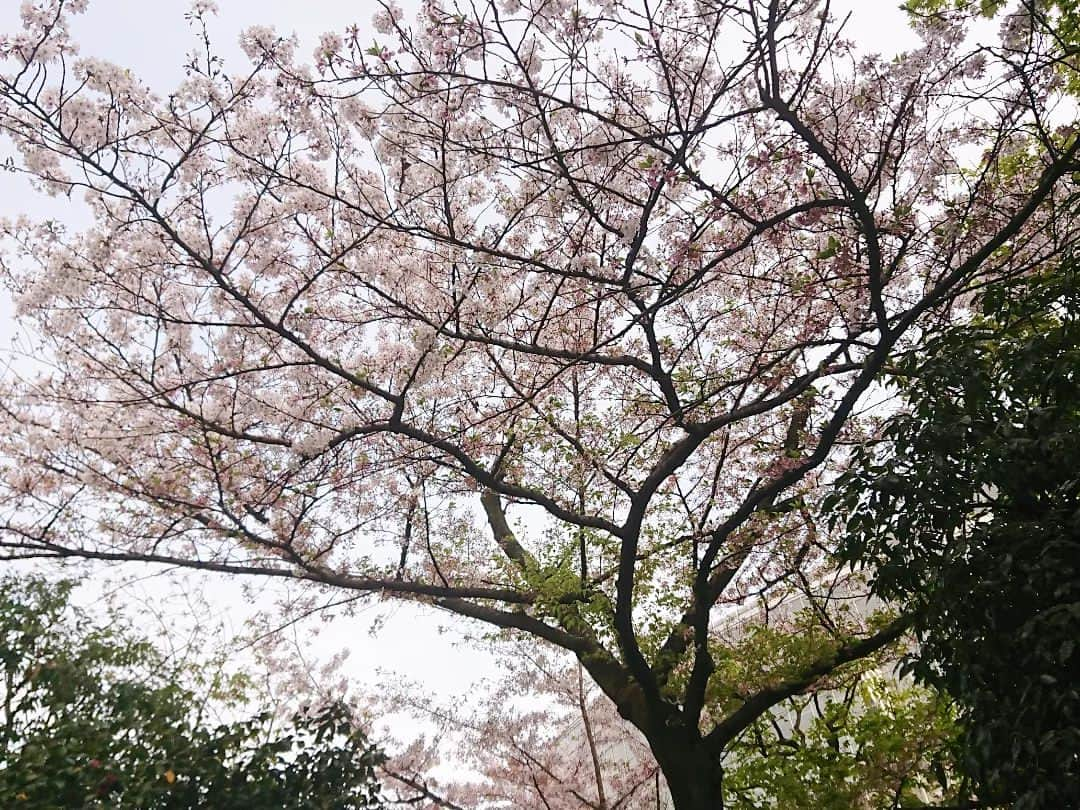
379,651,662,809
0,0,1076,806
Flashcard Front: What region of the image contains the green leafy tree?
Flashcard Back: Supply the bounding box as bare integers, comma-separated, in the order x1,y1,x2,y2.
0,576,385,809
831,260,1080,808
724,675,962,810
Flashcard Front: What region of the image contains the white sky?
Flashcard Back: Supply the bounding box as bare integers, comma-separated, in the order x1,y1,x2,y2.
0,0,930,745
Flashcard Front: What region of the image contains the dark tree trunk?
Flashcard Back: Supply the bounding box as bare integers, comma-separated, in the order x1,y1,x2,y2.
647,728,725,810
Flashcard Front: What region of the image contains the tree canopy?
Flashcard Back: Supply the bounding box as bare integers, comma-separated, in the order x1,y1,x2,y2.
0,0,1077,806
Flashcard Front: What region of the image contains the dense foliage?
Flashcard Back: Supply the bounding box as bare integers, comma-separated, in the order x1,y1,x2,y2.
832,263,1080,807
0,576,385,809
725,675,962,809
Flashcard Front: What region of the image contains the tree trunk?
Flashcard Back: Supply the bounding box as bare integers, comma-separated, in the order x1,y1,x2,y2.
648,730,725,810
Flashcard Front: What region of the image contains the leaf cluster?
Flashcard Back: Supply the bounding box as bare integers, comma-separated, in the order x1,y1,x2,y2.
829,261,1080,808
0,576,385,809
724,676,962,810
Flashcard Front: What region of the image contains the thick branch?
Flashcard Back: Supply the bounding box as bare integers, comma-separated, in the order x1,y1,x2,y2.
480,490,536,570
703,612,916,751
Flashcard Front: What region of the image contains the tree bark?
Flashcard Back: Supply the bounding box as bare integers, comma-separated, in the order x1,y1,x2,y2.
647,728,725,810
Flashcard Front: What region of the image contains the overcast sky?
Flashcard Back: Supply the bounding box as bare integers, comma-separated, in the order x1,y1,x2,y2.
4,0,923,99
